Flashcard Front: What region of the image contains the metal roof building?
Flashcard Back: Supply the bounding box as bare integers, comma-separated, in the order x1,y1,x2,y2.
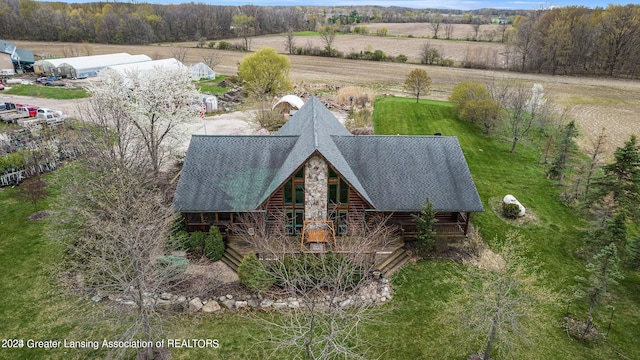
33,53,151,77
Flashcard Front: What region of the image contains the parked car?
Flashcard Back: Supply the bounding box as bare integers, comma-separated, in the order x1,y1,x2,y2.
0,82,4,91
41,113,66,125
36,108,62,118
17,105,38,117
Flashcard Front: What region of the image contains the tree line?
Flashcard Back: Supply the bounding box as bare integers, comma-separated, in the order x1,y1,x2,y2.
508,5,640,78
0,0,312,44
1,0,524,45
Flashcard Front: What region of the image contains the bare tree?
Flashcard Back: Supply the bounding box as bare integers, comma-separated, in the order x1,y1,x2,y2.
471,18,482,41
438,231,559,360
19,176,48,211
52,164,182,360
202,51,222,70
584,128,609,200
233,14,255,51
284,28,296,55
62,44,80,57
443,20,454,39
81,41,94,56
428,13,443,39
319,25,338,52
490,81,550,153
235,211,396,360
171,47,188,63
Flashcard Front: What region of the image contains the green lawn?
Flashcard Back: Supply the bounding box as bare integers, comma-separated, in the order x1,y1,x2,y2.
196,75,231,95
371,96,640,359
5,85,89,99
0,96,638,359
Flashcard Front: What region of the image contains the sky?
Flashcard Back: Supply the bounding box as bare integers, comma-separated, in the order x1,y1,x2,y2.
41,0,635,10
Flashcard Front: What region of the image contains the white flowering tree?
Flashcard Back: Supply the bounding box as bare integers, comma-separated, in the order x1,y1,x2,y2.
89,66,200,176
490,82,551,153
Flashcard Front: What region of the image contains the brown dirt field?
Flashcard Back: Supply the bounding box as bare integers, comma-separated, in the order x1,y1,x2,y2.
13,33,640,153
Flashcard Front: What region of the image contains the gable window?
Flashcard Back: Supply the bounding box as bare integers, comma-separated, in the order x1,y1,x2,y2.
282,167,305,234
328,168,349,205
283,167,305,205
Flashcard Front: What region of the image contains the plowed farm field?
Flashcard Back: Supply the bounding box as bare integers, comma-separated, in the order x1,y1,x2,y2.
14,26,640,152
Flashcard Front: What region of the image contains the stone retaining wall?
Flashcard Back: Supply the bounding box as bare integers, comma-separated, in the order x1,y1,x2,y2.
105,278,392,314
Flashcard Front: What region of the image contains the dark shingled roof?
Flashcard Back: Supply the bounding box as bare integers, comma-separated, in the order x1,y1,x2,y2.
332,135,483,212
173,97,483,213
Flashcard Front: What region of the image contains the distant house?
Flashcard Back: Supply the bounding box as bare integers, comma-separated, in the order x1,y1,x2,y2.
174,97,483,268
0,40,35,75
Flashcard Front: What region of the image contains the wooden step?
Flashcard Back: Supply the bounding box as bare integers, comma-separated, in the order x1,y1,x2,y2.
220,256,239,272
374,247,406,271
382,253,410,278
221,247,243,271
381,250,408,273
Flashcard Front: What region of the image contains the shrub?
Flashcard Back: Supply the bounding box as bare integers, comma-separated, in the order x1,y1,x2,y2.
204,226,225,261
217,41,231,50
275,253,363,291
238,255,274,293
187,231,207,255
376,27,388,37
502,203,521,219
208,41,216,48
155,255,188,277
396,54,408,63
413,197,437,256
440,58,454,67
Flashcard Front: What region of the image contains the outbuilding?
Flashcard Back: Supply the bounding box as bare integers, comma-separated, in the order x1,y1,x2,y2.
34,53,150,78
191,62,216,80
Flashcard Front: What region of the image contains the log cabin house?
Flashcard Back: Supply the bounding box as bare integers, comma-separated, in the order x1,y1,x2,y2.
173,97,483,273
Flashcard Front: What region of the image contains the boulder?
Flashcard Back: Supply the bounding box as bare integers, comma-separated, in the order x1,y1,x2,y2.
222,299,235,310
503,194,526,217
260,299,274,308
202,301,221,313
189,297,203,312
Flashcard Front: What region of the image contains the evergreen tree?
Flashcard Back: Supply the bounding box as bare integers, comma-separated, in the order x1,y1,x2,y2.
593,135,640,218
628,237,640,269
413,197,437,256
548,120,578,185
572,243,623,336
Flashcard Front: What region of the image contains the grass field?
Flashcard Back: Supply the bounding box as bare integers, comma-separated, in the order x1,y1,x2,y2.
0,97,638,359
5,85,89,99
196,75,231,95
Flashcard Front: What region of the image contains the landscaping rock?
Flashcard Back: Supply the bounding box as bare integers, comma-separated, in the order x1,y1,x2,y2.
222,299,235,310
288,300,300,309
202,301,221,313
189,297,203,312
273,301,288,309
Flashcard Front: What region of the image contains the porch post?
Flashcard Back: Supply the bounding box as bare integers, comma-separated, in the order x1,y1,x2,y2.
464,212,471,235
